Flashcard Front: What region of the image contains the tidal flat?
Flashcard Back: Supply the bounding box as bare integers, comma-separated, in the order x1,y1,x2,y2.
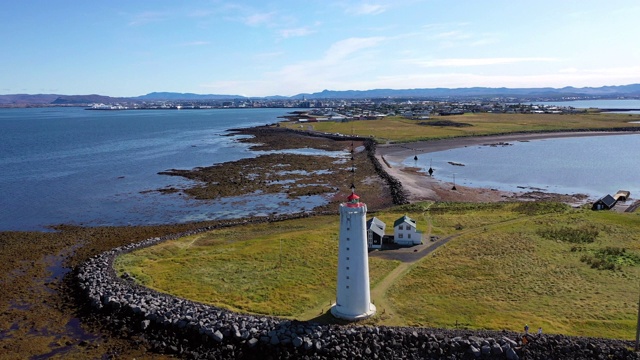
0,127,396,358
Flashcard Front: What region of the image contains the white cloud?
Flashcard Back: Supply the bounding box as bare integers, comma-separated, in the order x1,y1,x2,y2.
350,3,389,15
188,9,215,18
279,27,315,39
202,66,640,97
413,57,559,68
470,36,499,47
205,36,388,96
128,11,167,26
431,30,471,41
253,51,285,60
179,41,210,47
326,36,387,60
243,11,277,27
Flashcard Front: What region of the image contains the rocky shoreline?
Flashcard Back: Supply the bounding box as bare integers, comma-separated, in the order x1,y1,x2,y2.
70,127,639,359
76,218,640,359
3,126,640,358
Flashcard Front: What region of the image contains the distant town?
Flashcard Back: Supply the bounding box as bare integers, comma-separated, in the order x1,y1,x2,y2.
2,84,640,115
83,97,629,120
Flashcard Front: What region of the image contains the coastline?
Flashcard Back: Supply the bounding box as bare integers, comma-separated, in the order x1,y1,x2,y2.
376,131,636,205
1,128,637,358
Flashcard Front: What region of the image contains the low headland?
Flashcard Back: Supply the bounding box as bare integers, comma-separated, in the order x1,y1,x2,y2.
2,112,640,358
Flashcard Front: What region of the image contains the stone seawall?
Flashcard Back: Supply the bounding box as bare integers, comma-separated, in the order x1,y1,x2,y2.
76,219,639,359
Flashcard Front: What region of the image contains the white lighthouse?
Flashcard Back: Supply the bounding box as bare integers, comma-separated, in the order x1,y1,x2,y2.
331,186,376,321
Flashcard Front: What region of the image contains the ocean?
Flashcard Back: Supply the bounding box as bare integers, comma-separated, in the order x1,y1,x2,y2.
2,103,639,231
537,99,640,114
0,107,327,231
401,99,640,198
403,134,640,199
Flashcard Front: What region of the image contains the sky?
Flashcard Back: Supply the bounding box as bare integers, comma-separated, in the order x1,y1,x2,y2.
2,0,640,97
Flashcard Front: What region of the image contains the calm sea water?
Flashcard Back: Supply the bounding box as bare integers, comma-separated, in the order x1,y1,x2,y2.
404,134,640,199
3,105,639,231
537,99,640,114
0,107,332,231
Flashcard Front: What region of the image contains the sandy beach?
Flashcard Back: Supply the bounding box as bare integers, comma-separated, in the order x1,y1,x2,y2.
375,131,628,204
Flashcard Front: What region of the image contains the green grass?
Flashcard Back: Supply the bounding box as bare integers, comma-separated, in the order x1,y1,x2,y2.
387,206,640,339
282,113,640,142
115,216,399,317
116,202,640,339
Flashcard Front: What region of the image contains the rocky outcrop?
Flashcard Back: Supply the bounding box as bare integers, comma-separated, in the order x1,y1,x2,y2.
230,126,409,206
76,222,639,359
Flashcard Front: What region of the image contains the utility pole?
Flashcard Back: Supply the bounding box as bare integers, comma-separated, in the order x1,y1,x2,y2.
636,289,640,351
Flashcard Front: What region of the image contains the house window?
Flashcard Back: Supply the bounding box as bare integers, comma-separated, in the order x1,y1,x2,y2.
398,225,403,230
398,234,403,239
408,234,411,239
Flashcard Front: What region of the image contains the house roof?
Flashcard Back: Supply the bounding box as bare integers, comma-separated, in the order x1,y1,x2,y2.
367,217,386,235
614,190,630,201
595,194,617,208
394,215,416,228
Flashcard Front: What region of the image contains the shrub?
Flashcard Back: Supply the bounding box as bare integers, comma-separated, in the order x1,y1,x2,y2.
537,225,599,244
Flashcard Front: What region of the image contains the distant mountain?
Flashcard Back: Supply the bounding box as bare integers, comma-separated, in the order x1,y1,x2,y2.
136,92,246,101
0,94,131,105
2,84,640,106
294,84,640,99
0,94,62,105
51,94,131,104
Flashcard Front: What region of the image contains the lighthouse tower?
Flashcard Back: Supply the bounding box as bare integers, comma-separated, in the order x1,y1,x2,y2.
331,186,376,320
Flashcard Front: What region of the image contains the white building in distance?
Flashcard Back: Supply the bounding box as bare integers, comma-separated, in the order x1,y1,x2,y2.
393,215,422,246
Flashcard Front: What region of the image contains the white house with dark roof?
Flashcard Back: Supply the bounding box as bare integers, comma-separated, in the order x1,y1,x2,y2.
366,217,386,249
393,215,422,246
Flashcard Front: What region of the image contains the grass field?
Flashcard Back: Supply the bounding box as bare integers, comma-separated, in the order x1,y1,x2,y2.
116,201,640,339
281,112,640,143
114,216,399,317
387,202,640,339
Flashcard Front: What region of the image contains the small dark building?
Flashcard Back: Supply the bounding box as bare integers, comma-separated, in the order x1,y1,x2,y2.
592,194,617,210
367,217,386,249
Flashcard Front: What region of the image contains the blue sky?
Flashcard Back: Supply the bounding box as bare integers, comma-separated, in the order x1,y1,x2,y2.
2,0,639,97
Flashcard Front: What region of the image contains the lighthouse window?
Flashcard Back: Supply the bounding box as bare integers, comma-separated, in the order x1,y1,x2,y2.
346,286,350,289
346,257,350,260
346,247,350,251
347,237,350,241
346,276,350,279
346,267,350,270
